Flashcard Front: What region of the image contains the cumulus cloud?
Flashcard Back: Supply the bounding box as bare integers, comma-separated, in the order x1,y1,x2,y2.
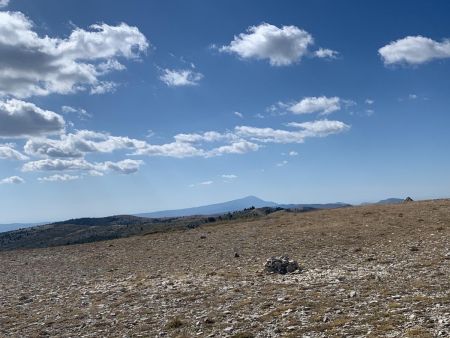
236,126,305,143
314,48,339,59
134,141,206,158
24,130,147,158
207,140,260,157
200,180,213,185
160,68,203,87
0,11,148,98
0,99,65,138
0,0,10,8
0,175,24,184
174,131,234,144
22,158,143,174
99,159,143,174
234,111,243,118
288,151,298,156
22,158,95,172
19,118,349,177
38,174,80,182
288,96,341,115
220,23,313,66
365,99,374,105
379,35,450,65
0,143,28,160
236,119,349,143
287,119,350,137
219,23,338,66
90,81,118,94
276,160,288,167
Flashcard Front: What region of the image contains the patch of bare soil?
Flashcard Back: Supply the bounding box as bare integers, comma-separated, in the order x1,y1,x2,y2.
0,199,449,337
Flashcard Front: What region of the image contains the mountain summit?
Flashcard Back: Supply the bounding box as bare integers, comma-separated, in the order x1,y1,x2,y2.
135,196,349,218
135,196,278,218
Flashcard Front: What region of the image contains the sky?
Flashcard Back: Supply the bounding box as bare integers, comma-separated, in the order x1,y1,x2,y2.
1,0,450,223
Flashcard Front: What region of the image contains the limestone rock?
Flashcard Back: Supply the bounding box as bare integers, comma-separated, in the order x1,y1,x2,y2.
264,256,300,274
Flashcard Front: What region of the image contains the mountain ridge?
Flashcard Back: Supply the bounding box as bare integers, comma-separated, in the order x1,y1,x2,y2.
135,195,350,218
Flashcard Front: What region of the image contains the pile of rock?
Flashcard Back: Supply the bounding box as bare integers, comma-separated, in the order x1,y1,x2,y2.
264,256,300,274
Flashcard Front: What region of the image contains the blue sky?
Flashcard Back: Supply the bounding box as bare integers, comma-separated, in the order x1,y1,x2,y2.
1,0,450,223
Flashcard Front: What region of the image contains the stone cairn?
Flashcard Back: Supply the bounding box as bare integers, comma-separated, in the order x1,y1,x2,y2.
264,256,300,274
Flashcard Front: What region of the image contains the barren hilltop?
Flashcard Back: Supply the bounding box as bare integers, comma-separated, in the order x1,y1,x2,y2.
0,199,449,337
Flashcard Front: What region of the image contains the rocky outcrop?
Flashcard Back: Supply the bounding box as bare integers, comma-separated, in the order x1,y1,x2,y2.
264,256,300,274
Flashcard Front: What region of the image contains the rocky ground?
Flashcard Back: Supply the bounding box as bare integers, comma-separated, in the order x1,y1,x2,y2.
0,199,449,337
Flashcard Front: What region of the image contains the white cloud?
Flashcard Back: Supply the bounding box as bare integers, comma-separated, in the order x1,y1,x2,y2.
22,158,143,174
24,130,147,158
88,170,104,177
236,126,305,143
90,81,118,94
409,94,418,100
234,111,243,118
288,96,341,115
0,143,28,160
221,174,237,179
287,119,350,137
0,11,148,98
99,159,143,174
236,119,349,143
19,118,349,174
61,105,92,119
160,68,203,87
134,141,205,158
207,140,260,156
365,99,374,105
22,158,95,172
0,99,65,138
276,160,288,167
38,174,80,182
0,175,24,184
174,131,234,144
379,35,450,65
0,0,10,8
220,23,314,66
288,151,298,156
200,180,213,185
314,48,339,59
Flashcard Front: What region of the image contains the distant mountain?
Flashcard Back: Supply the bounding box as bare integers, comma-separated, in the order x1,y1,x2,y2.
136,196,278,218
376,198,404,205
136,196,350,218
360,198,404,206
0,222,47,234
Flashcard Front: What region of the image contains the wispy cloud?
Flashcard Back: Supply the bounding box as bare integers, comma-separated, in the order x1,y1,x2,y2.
38,174,80,182
276,160,288,167
160,68,203,87
221,174,237,179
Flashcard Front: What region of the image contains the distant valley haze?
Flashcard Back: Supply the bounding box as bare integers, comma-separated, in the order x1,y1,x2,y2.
0,195,412,233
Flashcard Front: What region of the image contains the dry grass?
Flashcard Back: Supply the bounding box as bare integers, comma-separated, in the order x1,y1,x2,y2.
0,199,449,337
